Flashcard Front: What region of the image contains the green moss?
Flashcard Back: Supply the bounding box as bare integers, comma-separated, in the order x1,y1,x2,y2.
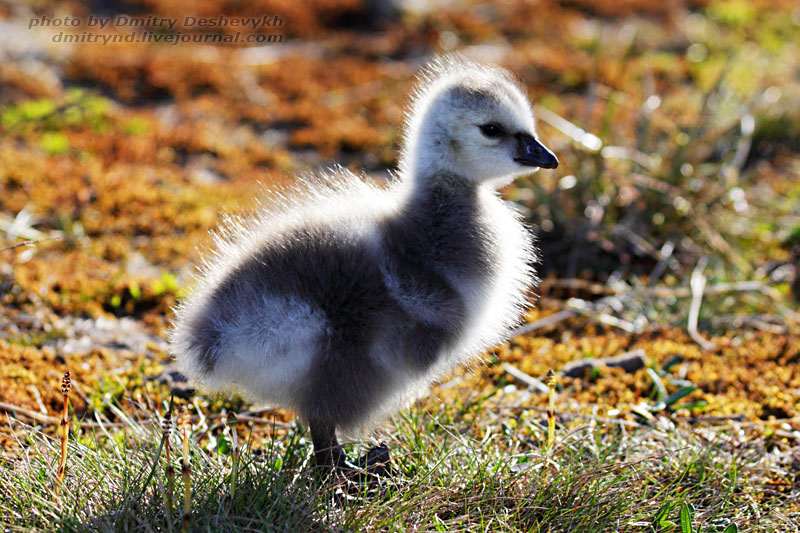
1,99,57,129
123,116,151,135
38,132,70,155
707,0,757,26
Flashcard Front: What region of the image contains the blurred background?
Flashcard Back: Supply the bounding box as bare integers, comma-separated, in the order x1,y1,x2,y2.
1,0,799,432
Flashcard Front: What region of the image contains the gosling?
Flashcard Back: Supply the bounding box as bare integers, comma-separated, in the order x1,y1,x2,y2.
169,55,558,470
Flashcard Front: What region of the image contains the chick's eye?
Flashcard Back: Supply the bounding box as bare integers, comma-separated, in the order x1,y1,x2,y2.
479,123,505,138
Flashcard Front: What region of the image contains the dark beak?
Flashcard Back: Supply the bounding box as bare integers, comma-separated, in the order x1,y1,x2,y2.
514,133,558,169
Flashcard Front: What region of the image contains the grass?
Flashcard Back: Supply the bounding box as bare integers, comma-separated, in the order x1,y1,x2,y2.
1,388,797,532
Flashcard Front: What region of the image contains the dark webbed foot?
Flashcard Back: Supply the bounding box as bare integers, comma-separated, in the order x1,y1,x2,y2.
335,444,394,486
309,423,394,482
353,444,392,478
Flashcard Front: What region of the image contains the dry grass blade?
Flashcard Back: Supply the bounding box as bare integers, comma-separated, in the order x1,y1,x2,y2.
688,258,715,351
0,235,63,253
534,105,603,151
512,309,575,336
567,297,640,333
0,211,46,241
0,401,62,425
502,363,549,393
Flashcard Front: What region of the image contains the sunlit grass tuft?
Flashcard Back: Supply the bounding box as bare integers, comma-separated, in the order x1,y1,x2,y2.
1,390,796,532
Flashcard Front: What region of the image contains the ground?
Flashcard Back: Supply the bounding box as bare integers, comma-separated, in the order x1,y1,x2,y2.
1,0,799,531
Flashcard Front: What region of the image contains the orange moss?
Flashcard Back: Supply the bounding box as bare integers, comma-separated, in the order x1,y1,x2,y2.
0,340,87,416
481,313,800,421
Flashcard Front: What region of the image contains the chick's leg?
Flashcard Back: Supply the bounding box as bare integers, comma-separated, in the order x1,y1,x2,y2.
310,421,347,468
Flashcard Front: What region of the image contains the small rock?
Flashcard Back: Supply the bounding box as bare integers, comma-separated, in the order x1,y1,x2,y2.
561,349,646,378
